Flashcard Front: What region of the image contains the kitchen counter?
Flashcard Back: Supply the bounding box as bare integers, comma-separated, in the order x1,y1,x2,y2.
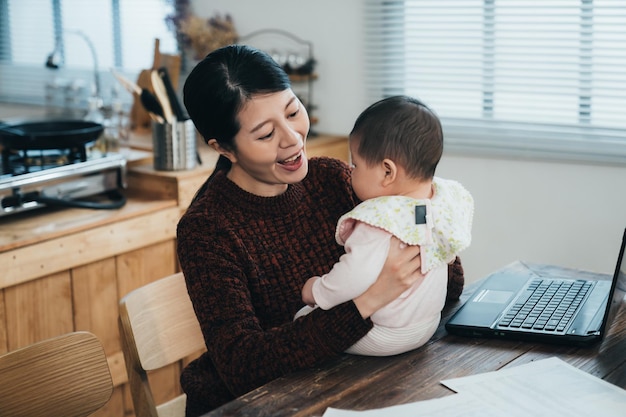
0,148,154,250
0,195,178,288
0,141,183,415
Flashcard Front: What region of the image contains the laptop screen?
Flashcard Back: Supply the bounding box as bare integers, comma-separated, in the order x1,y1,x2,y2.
600,228,626,336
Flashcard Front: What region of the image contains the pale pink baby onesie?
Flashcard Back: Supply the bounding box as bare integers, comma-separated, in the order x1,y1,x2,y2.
296,177,474,356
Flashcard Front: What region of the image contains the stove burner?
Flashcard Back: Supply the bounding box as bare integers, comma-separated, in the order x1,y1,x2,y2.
0,150,127,217
2,146,88,175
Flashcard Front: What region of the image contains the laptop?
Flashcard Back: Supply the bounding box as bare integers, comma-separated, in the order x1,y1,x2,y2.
446,228,626,346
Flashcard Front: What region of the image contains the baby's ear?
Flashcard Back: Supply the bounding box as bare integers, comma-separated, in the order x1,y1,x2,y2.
381,158,398,186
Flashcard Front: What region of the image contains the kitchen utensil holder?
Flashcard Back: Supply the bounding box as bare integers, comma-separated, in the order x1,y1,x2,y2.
152,119,196,171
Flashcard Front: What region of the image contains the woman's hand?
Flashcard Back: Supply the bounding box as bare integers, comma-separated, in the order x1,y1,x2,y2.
353,237,424,319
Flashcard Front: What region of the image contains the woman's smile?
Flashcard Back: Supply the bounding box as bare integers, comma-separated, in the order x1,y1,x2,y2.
278,149,305,171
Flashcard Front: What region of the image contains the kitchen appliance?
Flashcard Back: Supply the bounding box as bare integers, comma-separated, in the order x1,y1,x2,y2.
0,120,127,217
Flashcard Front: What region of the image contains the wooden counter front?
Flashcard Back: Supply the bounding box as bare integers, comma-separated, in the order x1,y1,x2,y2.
0,194,181,417
0,196,179,287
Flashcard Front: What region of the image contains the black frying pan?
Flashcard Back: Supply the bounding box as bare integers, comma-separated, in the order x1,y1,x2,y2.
0,120,104,150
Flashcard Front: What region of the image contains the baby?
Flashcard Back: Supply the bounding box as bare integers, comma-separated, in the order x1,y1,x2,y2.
296,95,474,356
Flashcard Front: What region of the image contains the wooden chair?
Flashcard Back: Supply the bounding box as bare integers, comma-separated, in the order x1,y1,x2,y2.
119,272,206,417
0,331,113,417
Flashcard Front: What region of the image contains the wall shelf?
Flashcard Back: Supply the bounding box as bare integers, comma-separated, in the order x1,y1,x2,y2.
239,29,318,129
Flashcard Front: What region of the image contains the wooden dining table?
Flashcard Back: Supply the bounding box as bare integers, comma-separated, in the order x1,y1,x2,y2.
203,262,626,417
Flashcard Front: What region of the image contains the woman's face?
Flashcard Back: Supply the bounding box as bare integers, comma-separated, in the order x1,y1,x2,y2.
225,89,310,196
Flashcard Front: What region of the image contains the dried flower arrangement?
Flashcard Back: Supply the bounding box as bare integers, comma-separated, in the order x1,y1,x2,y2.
166,1,238,60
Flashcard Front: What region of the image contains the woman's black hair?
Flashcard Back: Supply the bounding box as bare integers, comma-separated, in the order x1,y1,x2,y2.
183,44,291,182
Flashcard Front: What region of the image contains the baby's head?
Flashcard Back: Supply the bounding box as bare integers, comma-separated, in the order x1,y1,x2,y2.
348,96,443,200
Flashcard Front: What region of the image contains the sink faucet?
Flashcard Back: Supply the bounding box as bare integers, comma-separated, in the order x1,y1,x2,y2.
45,30,102,101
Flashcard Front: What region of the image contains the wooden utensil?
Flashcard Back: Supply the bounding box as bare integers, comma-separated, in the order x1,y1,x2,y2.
129,38,181,131
157,67,186,121
151,70,174,124
111,69,164,122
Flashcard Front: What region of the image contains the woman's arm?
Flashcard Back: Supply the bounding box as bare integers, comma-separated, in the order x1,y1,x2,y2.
446,256,465,301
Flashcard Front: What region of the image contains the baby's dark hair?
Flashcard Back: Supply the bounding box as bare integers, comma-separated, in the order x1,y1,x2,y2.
350,95,443,180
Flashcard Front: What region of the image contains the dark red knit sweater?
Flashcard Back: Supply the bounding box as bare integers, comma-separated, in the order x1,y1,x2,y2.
176,157,464,416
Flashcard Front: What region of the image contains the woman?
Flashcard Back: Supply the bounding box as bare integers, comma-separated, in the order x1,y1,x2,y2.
177,44,465,416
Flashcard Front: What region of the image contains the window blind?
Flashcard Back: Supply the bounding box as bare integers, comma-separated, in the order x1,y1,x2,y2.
363,0,626,163
0,0,177,109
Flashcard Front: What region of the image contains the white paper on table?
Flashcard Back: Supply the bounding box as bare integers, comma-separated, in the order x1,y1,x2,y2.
441,357,626,417
322,392,517,417
322,357,626,417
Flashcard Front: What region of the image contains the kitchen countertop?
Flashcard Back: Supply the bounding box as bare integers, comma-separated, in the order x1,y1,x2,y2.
0,145,177,291
0,128,201,257
0,193,176,252
0,193,180,289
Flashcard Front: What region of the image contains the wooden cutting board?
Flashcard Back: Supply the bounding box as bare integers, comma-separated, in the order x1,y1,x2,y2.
130,39,181,133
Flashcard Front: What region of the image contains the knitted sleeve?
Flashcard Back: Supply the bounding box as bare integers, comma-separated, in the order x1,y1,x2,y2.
447,256,465,301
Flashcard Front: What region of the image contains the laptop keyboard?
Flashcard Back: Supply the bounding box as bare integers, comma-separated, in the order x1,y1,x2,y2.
498,279,593,332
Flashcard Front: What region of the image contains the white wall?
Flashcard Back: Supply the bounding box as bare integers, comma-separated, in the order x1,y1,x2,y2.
438,153,626,281
192,1,626,282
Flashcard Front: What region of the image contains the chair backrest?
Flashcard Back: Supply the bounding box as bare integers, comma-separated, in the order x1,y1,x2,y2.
0,331,113,417
119,272,206,417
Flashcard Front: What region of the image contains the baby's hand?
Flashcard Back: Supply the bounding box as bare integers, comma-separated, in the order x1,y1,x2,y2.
301,277,319,306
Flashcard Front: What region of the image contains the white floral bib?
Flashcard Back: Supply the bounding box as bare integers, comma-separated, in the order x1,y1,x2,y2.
336,177,474,273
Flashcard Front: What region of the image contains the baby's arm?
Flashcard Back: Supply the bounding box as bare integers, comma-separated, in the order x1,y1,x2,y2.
301,276,319,306
312,223,391,309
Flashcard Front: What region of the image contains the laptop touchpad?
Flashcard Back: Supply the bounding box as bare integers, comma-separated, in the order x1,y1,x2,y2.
474,289,514,304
